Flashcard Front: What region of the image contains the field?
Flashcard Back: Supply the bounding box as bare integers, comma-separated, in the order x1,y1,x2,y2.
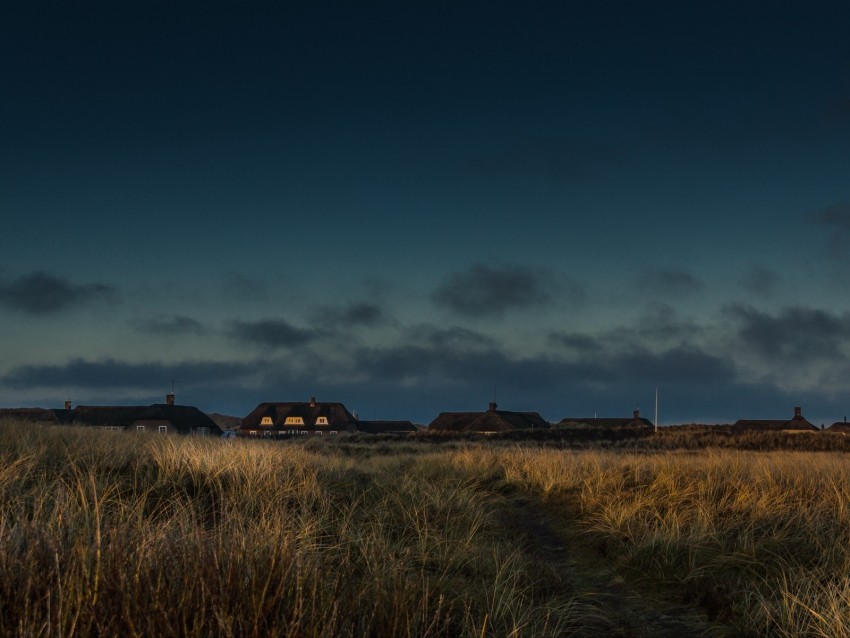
1,422,850,637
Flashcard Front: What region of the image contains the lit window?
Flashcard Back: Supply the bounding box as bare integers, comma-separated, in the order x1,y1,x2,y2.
316,416,329,425
260,416,273,425
285,416,304,425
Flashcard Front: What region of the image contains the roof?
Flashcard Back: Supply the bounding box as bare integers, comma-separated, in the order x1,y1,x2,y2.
69,404,223,434
0,408,72,424
557,416,654,428
428,404,549,433
731,413,819,433
356,420,417,434
239,401,358,431
827,422,850,433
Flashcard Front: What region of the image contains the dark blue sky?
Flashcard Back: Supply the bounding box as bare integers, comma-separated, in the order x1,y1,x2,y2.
3,1,850,424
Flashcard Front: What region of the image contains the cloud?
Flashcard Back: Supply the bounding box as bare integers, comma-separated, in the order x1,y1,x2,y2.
0,271,115,314
222,273,268,301
636,268,704,297
726,304,850,364
432,263,574,318
811,202,850,257
408,325,498,349
467,137,624,180
227,318,317,348
138,315,207,336
739,266,781,296
310,302,388,330
2,358,254,390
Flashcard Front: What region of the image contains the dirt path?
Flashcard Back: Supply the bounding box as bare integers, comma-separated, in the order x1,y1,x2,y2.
495,492,737,638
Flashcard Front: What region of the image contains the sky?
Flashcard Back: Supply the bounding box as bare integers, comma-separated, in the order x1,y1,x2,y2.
2,1,850,425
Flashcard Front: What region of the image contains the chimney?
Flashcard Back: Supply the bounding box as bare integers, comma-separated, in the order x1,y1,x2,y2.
64,400,72,411
633,409,640,420
794,406,802,419
488,401,497,412
166,392,175,406
309,396,316,407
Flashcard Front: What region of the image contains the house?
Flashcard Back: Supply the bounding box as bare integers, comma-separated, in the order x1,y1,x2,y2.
356,420,418,435
0,407,73,426
731,406,818,434
428,402,549,434
826,418,850,433
556,409,654,429
238,397,358,437
1,396,222,436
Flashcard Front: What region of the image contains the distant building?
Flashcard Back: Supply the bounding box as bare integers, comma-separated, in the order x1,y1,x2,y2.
238,397,358,437
0,395,223,436
731,406,818,434
557,409,653,429
826,418,850,433
428,402,549,434
356,420,418,435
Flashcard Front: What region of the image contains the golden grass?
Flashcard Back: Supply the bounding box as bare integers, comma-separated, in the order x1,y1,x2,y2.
4,421,850,636
0,423,581,637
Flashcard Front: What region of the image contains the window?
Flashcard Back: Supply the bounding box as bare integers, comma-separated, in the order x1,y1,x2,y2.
260,416,273,425
316,416,329,425
158,425,167,434
285,416,304,425
136,425,145,432
249,430,257,437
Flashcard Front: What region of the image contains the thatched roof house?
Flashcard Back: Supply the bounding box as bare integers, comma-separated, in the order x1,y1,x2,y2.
826,419,850,433
428,402,549,434
239,397,358,437
0,407,73,425
0,396,222,436
557,409,653,429
731,406,818,434
356,420,418,435
71,403,223,436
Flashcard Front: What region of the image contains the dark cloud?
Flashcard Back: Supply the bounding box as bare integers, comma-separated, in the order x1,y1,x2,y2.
310,302,387,330
2,358,254,390
739,266,781,296
406,324,497,349
138,315,207,336
467,137,624,180
0,272,115,315
726,304,850,363
432,264,573,318
636,268,704,297
811,202,850,257
548,332,604,355
222,274,268,301
228,318,317,348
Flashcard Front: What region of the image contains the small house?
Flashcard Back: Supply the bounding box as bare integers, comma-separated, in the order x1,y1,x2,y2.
731,406,818,434
238,397,358,437
428,402,549,434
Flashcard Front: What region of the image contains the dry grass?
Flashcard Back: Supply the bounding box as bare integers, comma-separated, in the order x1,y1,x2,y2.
0,422,580,637
3,421,850,636
448,445,850,637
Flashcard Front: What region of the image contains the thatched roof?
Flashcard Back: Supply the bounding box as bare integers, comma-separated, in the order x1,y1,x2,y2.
357,420,418,434
0,408,72,424
731,407,818,433
428,403,549,433
70,404,223,435
240,400,358,431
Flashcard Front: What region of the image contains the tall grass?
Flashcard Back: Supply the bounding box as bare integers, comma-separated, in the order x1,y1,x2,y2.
0,422,581,637
448,445,850,637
